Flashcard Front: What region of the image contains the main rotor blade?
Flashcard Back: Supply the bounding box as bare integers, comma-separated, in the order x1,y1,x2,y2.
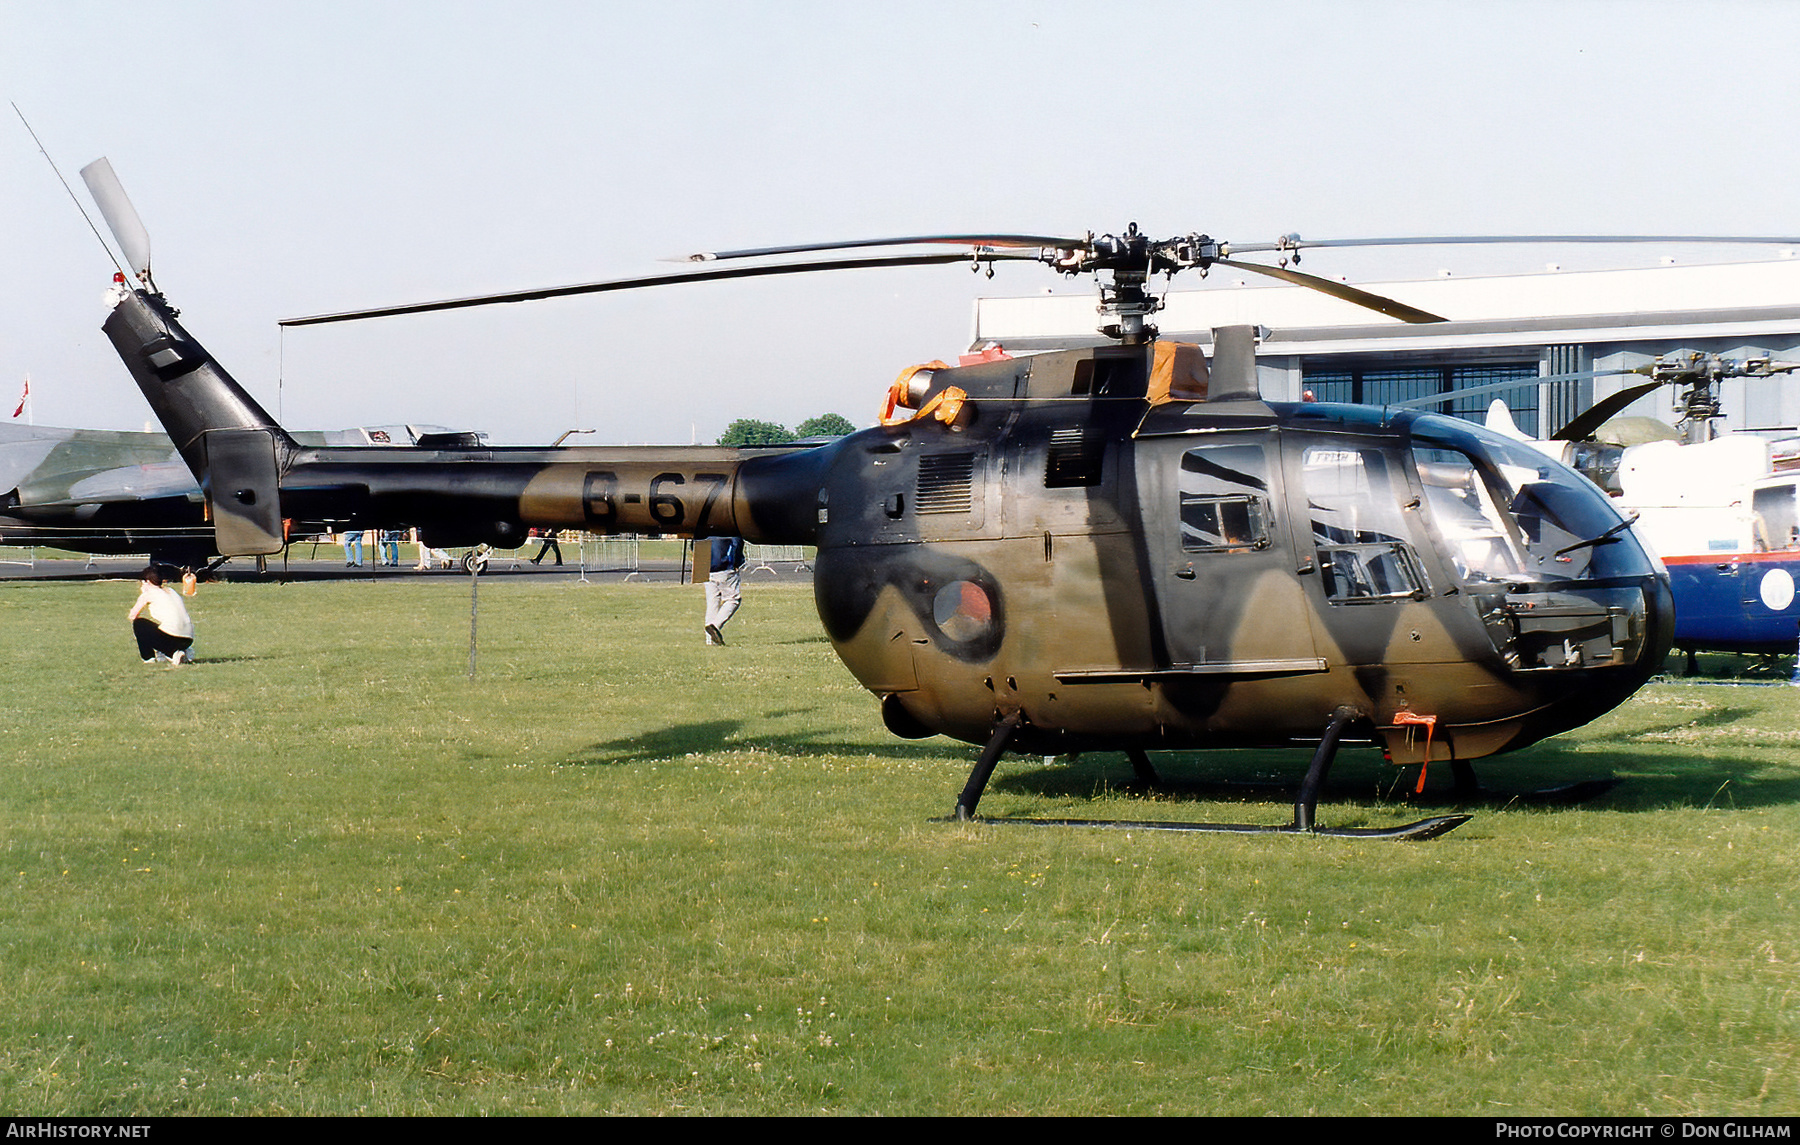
671,233,1089,263
1385,368,1636,409
78,157,151,281
281,250,1039,327
1213,257,1447,324
1232,234,1800,255
1383,369,1673,439
692,232,1800,265
1552,380,1667,442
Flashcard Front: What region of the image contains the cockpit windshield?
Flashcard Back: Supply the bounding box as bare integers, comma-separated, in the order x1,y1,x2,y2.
1410,415,1655,585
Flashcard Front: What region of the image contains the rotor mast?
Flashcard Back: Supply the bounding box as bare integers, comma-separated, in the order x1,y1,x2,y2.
1075,224,1191,344
1636,352,1800,444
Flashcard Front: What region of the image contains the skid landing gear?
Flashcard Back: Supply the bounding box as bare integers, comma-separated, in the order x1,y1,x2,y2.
948,709,1471,840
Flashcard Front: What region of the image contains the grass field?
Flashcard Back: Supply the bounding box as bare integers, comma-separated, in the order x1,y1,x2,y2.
1,574,1796,1115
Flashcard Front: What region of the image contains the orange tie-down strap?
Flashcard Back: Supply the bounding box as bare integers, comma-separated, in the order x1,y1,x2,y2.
882,364,969,429
1390,711,1439,794
913,386,968,427
881,361,949,425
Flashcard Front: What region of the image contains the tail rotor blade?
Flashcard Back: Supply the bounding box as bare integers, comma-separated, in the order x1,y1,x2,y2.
1552,379,1667,442
78,158,152,282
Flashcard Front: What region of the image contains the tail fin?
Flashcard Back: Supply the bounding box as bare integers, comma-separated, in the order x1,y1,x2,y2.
103,288,292,555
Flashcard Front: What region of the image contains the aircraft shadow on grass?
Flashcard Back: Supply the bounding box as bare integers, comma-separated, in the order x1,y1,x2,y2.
556,713,1800,815
563,718,970,768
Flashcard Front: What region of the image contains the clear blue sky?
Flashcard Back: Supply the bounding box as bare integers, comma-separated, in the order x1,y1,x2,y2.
4,0,1798,443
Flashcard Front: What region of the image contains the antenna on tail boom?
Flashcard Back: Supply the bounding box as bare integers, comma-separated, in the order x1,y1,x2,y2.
10,105,141,286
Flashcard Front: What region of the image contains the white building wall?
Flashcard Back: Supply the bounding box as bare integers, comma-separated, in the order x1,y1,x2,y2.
974,257,1800,435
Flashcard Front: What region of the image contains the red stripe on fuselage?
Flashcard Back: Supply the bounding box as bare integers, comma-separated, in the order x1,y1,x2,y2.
1661,551,1800,566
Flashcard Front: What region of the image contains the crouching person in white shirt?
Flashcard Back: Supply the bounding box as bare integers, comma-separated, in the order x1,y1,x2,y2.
127,565,195,666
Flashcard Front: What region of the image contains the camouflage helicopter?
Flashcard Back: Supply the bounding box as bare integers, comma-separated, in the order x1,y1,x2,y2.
86,159,1713,839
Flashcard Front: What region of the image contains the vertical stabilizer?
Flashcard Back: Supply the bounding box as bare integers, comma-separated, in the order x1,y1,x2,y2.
103,289,291,554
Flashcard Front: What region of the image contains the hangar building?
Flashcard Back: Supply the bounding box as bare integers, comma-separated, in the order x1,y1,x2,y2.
972,257,1800,440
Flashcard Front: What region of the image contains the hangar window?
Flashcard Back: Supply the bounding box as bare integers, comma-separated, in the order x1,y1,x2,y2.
1305,363,1540,435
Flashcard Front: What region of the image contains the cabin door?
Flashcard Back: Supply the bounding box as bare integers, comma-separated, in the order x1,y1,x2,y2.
1136,431,1323,673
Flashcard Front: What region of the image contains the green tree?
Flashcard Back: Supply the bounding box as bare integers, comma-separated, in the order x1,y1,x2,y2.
796,413,856,439
716,418,795,447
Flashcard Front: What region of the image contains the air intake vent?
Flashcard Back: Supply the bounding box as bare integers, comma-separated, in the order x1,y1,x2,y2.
1045,427,1105,487
916,453,977,514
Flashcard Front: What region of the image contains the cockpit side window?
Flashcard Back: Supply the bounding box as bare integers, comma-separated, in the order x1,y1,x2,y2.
1301,444,1429,602
1412,419,1655,583
1413,446,1527,584
1752,483,1798,552
1178,445,1270,552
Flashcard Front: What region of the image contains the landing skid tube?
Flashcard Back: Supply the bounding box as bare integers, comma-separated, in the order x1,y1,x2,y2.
969,814,1471,840
948,708,1471,840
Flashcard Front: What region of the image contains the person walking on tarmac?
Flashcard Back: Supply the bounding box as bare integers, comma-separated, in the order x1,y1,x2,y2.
704,535,745,645
530,527,563,566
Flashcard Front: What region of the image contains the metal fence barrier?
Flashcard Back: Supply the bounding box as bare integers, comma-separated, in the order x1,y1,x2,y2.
0,531,800,581
579,534,641,578
746,543,811,574
0,522,210,569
